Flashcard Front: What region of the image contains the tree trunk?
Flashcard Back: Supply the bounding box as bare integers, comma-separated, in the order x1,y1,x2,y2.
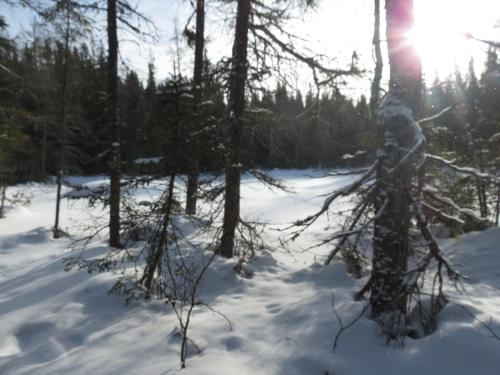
41,123,47,181
495,183,500,226
54,1,71,239
369,0,383,118
476,152,488,218
370,0,422,333
475,177,488,218
141,77,182,295
0,179,6,218
107,0,121,248
185,0,205,215
218,0,251,258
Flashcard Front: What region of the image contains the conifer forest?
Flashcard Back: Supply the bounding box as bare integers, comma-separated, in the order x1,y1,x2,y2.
1,0,500,374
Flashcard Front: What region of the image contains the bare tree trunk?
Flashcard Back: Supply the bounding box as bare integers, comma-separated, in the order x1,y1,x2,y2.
107,0,121,248
495,183,500,226
475,177,487,218
218,0,251,258
54,1,71,239
186,0,205,215
369,0,383,118
476,152,489,218
41,123,47,181
370,0,422,332
0,177,6,218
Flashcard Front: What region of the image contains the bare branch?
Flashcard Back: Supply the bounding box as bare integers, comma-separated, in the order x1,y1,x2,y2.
426,154,499,183
417,105,455,125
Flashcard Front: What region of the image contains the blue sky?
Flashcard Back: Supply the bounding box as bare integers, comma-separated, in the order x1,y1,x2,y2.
1,0,499,97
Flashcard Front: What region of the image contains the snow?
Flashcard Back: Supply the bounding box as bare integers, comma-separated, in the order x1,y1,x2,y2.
489,132,500,143
247,107,274,115
0,170,499,374
133,156,163,165
341,150,366,160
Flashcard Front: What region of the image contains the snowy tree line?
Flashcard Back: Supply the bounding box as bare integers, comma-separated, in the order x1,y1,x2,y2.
2,23,500,184
0,33,370,180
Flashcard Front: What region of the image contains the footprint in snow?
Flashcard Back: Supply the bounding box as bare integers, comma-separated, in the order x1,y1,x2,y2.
223,336,244,351
8,322,84,364
265,303,283,314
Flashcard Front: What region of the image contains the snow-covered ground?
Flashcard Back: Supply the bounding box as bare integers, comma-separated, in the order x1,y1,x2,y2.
0,170,499,375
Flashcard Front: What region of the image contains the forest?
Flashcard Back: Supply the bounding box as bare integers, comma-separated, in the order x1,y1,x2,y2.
1,0,500,374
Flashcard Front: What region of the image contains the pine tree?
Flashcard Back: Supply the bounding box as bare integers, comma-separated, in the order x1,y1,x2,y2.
464,61,489,218
44,0,89,238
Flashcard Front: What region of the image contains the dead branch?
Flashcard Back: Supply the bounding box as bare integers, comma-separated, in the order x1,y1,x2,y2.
423,187,493,230
288,159,379,239
426,154,499,183
417,105,455,126
331,294,370,351
455,303,500,341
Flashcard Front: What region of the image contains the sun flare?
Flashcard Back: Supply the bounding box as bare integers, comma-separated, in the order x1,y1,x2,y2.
409,27,464,69
411,0,489,78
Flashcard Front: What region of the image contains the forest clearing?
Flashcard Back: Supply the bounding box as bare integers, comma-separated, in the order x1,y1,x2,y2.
1,0,500,373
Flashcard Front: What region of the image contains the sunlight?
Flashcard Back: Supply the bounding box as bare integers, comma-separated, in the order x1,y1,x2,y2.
412,0,481,77
408,26,466,74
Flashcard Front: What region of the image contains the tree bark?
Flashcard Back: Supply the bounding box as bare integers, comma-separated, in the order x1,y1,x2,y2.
476,152,488,218
141,77,182,295
370,0,422,330
218,0,251,258
495,183,500,226
54,1,71,239
369,0,383,118
107,0,121,248
185,0,205,215
41,122,47,181
0,179,6,218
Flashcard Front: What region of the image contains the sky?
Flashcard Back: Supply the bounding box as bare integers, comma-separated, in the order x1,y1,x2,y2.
1,0,499,97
